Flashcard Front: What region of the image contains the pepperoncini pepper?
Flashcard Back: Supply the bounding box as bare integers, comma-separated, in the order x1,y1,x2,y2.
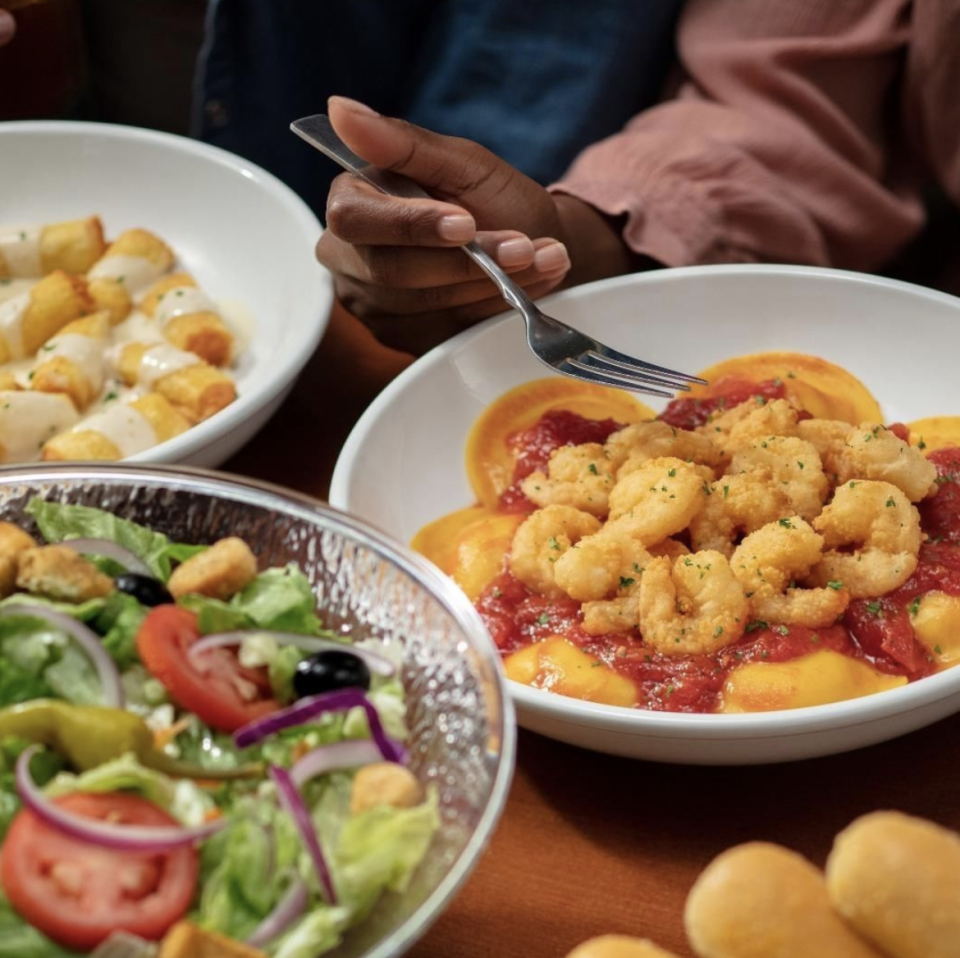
0,699,260,779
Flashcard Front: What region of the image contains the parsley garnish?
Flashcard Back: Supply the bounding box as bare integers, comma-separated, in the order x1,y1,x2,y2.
619,576,636,589
588,463,598,475
827,580,844,590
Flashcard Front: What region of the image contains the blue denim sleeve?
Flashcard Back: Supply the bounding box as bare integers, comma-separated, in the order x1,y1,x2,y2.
195,0,683,219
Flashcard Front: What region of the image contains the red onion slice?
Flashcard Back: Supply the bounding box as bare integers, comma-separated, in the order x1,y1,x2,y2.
269,764,337,904
16,746,225,852
187,631,395,677
246,868,309,948
290,739,386,789
0,602,124,708
233,688,405,763
61,537,152,576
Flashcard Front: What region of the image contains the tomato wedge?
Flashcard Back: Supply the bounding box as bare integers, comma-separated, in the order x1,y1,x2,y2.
137,605,278,733
0,792,197,951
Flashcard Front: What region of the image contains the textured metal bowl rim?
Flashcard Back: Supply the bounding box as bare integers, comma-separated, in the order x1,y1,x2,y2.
0,462,516,958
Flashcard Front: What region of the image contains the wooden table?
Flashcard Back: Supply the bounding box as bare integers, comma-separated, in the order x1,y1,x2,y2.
225,301,960,958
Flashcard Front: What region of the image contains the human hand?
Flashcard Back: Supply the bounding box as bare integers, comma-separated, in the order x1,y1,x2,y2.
0,10,15,46
317,96,630,354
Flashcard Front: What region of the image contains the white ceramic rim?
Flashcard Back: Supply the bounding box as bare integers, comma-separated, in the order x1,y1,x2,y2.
0,120,330,465
0,461,517,958
331,263,960,740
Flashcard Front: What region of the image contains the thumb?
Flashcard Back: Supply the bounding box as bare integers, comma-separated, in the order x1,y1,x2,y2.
327,96,555,232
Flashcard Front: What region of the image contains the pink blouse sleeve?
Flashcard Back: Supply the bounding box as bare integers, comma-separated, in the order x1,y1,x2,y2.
552,0,925,270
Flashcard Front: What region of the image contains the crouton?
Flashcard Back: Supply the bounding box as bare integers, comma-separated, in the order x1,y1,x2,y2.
167,537,257,601
16,544,115,602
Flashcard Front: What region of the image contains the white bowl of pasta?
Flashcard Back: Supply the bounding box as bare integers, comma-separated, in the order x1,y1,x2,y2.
331,265,960,764
0,121,331,467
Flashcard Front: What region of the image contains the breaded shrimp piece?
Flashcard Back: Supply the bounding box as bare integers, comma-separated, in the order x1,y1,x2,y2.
690,437,828,555
509,505,601,599
553,515,653,602
637,551,749,655
731,517,849,627
808,480,921,598
520,442,615,517
607,456,710,532
167,537,258,601
0,521,37,597
697,398,800,463
606,420,720,474
16,544,115,602
582,591,640,635
836,423,938,502
797,417,850,481
350,762,423,815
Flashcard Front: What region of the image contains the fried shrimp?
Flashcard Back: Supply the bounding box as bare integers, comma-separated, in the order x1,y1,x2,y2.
637,551,749,655
509,504,601,598
698,398,799,459
520,442,615,517
731,517,850,627
689,437,828,555
835,423,938,502
796,417,851,480
607,456,710,530
606,420,720,475
553,518,652,602
808,480,922,599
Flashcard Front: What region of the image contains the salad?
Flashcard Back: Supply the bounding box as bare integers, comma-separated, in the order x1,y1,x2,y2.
0,499,439,958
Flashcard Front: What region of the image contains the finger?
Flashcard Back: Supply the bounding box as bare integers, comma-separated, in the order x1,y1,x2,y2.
0,10,15,46
327,95,544,227
355,274,568,356
326,174,476,247
334,253,568,319
317,231,566,290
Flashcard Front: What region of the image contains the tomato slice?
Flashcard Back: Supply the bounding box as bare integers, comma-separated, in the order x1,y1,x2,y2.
0,792,198,951
137,605,278,733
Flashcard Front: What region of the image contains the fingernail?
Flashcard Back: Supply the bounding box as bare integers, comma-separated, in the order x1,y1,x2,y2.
496,237,536,268
534,242,570,273
328,95,379,118
437,214,475,242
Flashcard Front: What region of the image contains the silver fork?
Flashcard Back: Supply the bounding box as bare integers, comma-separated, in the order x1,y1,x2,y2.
292,114,705,398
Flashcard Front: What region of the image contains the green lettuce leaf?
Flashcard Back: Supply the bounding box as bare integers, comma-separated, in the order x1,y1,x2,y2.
271,906,352,958
45,753,216,826
0,894,81,958
0,740,64,841
230,566,323,634
26,498,204,580
0,613,104,708
92,591,148,669
198,794,302,941
333,788,440,919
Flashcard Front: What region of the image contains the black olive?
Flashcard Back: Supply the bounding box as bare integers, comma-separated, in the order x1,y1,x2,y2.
115,572,174,607
293,649,371,699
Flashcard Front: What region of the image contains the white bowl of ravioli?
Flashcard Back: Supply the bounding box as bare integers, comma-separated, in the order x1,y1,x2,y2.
0,121,331,467
331,265,960,764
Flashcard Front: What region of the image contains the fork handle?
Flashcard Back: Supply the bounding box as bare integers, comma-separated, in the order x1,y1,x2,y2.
290,114,535,316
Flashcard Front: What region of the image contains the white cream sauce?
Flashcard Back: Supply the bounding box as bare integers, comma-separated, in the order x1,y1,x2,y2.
0,291,30,359
0,257,249,463
88,255,164,296
75,403,157,457
138,344,198,386
154,287,218,325
0,390,79,463
0,225,43,277
43,334,105,391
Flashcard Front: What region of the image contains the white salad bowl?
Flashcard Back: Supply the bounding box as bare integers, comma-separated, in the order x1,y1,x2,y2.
0,121,331,467
0,463,514,958
330,265,960,764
